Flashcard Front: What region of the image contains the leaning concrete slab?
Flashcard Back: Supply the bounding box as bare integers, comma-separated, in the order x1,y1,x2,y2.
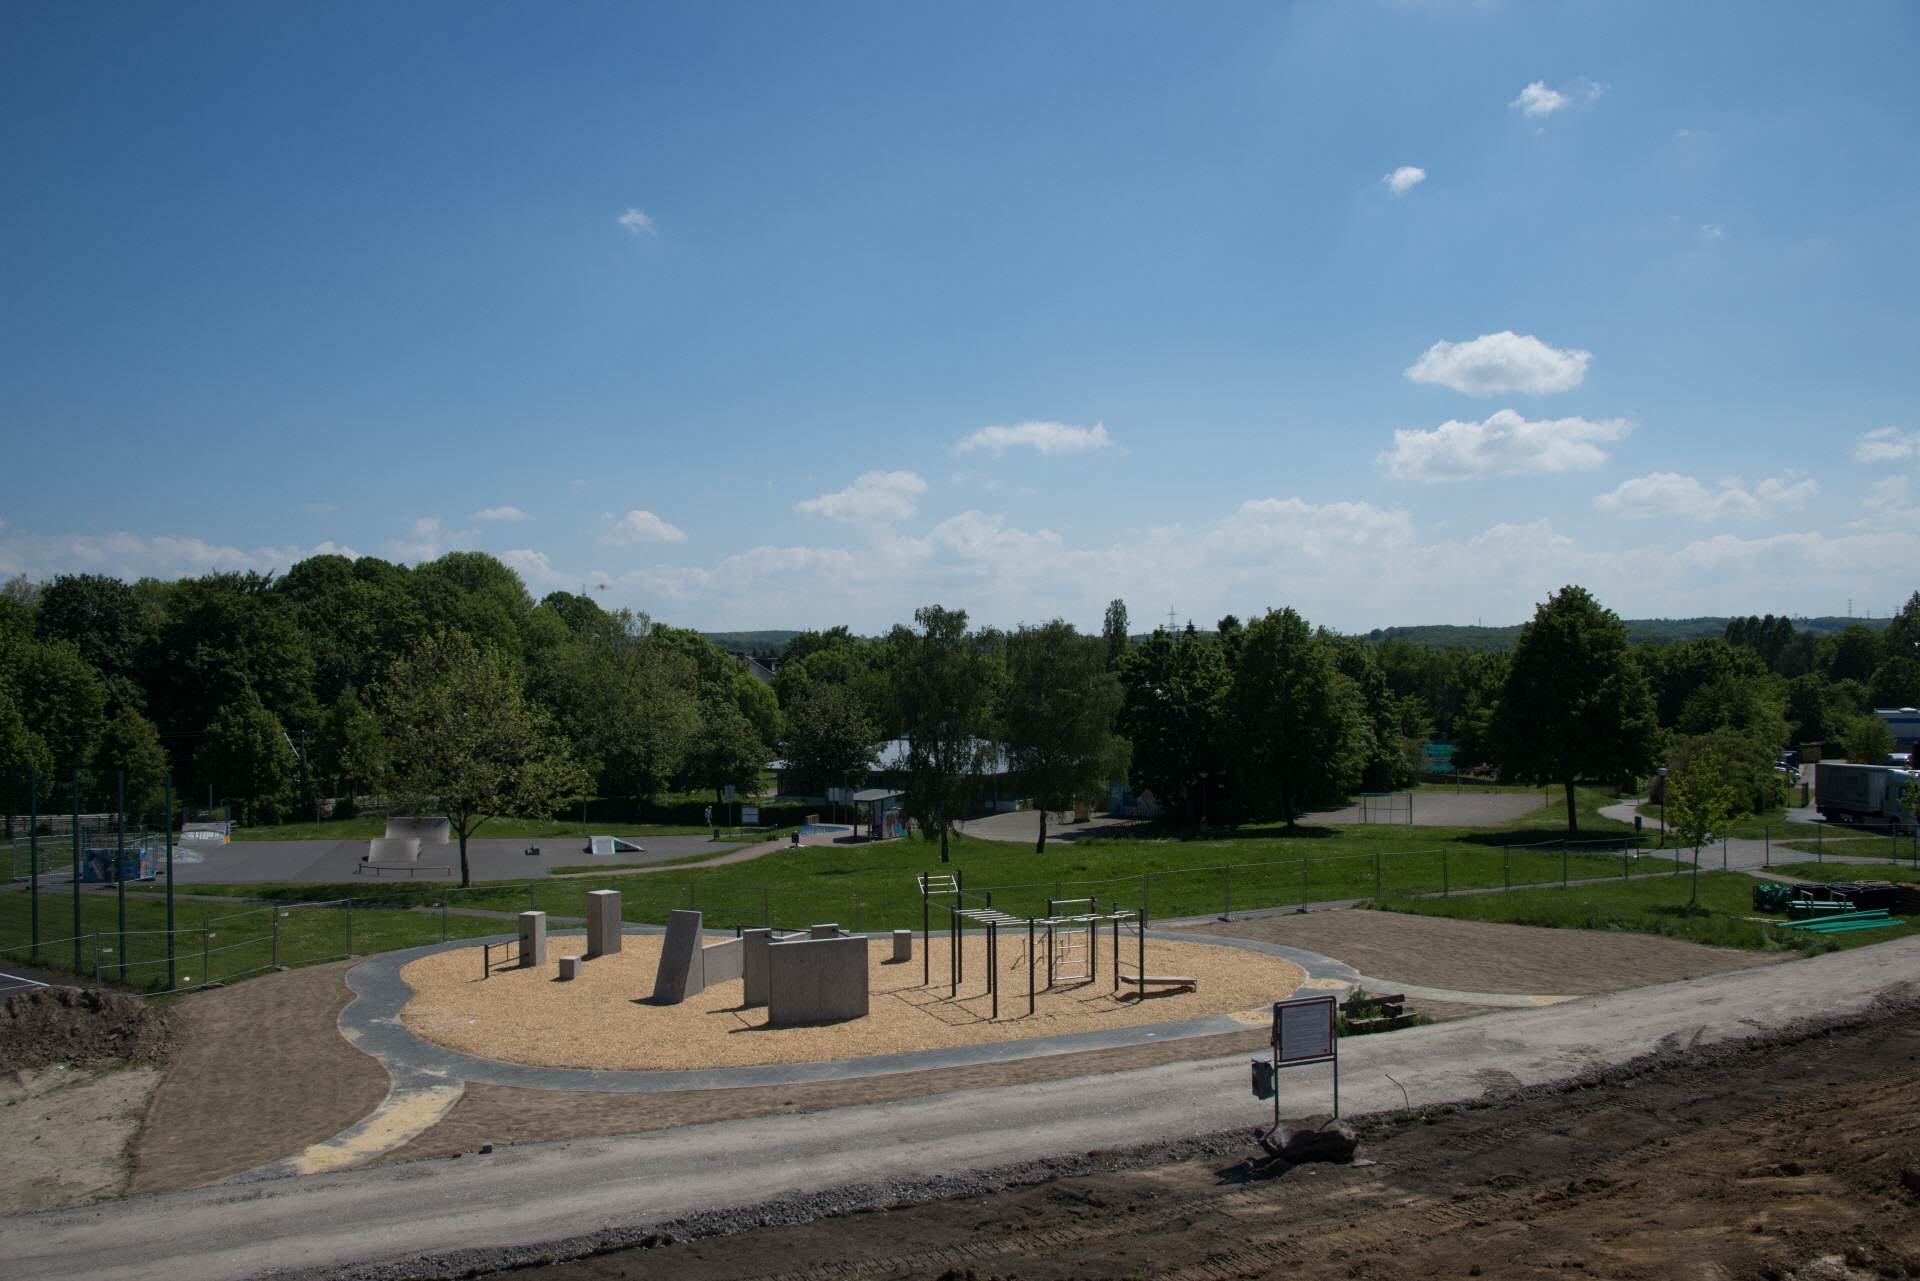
702,936,744,985
586,890,622,957
809,923,840,939
741,929,773,1008
518,911,547,968
767,935,869,1026
652,910,705,1004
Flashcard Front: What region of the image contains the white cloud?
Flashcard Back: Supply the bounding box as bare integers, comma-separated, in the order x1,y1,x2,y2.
1700,223,1725,239
0,531,358,582
1510,81,1568,117
1383,166,1427,196
1380,409,1633,482
953,421,1114,457
1852,476,1920,530
600,510,688,545
1592,471,1818,521
1853,427,1920,462
1404,331,1591,396
388,517,444,561
795,471,928,524
617,208,656,237
473,505,530,523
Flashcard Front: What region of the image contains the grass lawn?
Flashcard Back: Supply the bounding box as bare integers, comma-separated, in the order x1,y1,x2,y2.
1630,803,1823,841
6,785,1682,994
1371,870,1920,953
230,816,712,841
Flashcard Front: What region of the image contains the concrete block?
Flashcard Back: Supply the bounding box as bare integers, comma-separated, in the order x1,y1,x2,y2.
767,935,869,1026
557,955,580,981
586,889,622,957
702,936,744,984
891,929,912,963
517,911,547,968
652,909,705,1004
809,923,840,939
741,929,773,1008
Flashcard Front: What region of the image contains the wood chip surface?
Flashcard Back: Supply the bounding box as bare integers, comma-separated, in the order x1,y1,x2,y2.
399,932,1306,1071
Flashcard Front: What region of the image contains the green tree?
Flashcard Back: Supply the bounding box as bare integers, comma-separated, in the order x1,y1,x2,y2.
1117,628,1230,820
197,688,295,825
0,691,54,795
1230,609,1368,826
887,605,999,862
679,704,769,807
532,624,701,804
1784,673,1832,746
1101,599,1130,669
93,705,169,826
1493,586,1657,832
1677,672,1790,752
0,633,109,769
1841,714,1894,764
1666,730,1784,821
315,689,389,801
1664,741,1737,905
1002,621,1127,852
35,573,160,711
733,671,783,747
1826,624,1883,684
782,683,881,798
1867,656,1920,709
381,632,590,887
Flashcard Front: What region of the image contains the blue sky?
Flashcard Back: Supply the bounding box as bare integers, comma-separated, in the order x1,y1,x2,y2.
4,1,1918,633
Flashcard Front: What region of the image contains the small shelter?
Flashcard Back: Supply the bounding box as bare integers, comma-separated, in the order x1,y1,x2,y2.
850,788,907,839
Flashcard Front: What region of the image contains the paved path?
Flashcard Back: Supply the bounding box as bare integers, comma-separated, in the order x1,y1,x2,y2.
1597,799,1906,874
5,936,1915,1281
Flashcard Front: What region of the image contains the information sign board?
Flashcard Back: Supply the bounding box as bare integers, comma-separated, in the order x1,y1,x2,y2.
1272,994,1337,1064
741,805,760,826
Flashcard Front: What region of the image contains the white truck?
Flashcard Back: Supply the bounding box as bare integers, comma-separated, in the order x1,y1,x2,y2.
1814,761,1920,828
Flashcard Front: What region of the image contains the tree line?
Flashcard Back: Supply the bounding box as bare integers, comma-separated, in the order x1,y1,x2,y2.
4,553,1914,862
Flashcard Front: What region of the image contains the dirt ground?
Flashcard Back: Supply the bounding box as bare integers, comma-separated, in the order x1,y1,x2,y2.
128,961,389,1195
1190,906,1781,994
505,1005,1920,1281
0,1064,161,1212
400,933,1304,1071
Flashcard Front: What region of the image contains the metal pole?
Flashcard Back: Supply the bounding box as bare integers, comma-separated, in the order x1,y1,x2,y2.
1137,914,1145,992
71,770,81,974
116,771,126,981
949,906,957,998
990,921,997,1020
1112,916,1119,993
1027,919,1036,1015
165,775,175,989
28,768,38,957
922,885,929,987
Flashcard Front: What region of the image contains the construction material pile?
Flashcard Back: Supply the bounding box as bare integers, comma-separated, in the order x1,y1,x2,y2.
0,986,174,1072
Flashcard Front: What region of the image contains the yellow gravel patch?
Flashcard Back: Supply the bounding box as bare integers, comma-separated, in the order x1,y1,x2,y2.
399,933,1305,1071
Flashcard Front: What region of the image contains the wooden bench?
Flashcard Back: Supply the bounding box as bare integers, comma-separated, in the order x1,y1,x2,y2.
1120,973,1198,993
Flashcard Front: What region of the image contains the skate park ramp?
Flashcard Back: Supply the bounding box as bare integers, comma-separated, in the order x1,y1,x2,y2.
385,817,451,845
588,835,645,856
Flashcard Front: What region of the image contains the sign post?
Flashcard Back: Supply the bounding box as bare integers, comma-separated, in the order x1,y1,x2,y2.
1253,994,1339,1132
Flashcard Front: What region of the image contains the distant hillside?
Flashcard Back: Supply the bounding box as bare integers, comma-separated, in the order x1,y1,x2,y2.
1369,616,1889,651
703,630,802,655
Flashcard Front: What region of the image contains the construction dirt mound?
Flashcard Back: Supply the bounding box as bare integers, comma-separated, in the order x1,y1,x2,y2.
0,986,174,1073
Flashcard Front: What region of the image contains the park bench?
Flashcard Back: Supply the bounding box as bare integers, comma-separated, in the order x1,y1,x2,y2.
1119,973,1197,993
1340,991,1418,1032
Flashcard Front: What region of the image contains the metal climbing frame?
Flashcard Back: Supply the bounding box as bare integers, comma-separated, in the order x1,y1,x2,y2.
1045,897,1096,986
919,872,1137,1021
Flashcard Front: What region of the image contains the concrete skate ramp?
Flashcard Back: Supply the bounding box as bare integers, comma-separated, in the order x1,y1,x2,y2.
588,835,645,856
385,817,451,845
365,837,421,863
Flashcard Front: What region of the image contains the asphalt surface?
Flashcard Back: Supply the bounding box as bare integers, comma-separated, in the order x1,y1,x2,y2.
5,934,1915,1281
46,834,727,886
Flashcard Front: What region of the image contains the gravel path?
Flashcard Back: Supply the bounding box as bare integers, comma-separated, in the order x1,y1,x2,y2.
127,961,389,1196
1185,906,1780,995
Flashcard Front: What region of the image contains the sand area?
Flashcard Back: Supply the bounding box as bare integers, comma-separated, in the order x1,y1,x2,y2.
400,931,1305,1071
